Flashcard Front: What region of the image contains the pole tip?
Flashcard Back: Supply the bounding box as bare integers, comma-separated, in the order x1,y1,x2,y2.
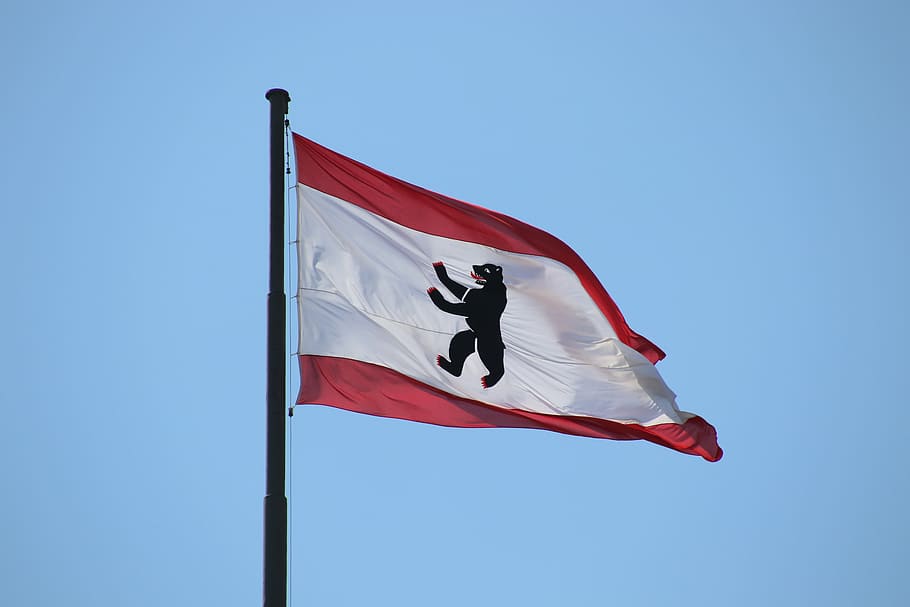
265,88,291,103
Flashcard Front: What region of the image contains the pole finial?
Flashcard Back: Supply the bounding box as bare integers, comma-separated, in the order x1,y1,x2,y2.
266,88,291,112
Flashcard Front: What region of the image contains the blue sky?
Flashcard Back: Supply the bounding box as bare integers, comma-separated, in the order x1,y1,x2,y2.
2,1,908,605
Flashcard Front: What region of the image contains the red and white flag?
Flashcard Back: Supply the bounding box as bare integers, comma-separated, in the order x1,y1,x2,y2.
293,133,722,461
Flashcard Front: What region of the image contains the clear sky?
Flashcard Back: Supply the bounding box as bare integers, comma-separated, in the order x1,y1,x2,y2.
2,1,908,605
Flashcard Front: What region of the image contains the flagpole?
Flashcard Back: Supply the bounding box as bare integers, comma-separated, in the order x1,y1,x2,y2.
264,87,290,607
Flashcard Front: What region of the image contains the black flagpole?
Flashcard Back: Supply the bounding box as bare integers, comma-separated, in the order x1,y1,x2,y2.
264,88,290,607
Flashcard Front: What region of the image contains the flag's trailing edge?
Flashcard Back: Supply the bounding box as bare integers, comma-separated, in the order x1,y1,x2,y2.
293,133,722,461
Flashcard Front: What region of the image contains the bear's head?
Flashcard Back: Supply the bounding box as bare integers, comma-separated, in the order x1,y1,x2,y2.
471,264,504,286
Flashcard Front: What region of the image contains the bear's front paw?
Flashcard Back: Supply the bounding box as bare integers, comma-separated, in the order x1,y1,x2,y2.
427,287,439,296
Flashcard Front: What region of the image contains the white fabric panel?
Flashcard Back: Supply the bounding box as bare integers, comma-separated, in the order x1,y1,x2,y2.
297,184,691,427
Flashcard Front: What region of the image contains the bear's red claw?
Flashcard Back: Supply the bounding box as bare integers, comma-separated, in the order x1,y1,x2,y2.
432,261,444,267
427,287,438,295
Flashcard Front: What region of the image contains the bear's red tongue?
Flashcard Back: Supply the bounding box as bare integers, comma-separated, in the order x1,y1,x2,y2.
470,271,486,283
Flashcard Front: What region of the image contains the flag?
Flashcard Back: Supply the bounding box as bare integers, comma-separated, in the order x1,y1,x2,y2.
293,133,722,461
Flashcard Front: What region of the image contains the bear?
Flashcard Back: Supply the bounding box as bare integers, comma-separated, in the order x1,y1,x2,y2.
427,261,507,388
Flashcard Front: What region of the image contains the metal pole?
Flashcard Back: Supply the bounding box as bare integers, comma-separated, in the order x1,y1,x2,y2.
264,87,290,607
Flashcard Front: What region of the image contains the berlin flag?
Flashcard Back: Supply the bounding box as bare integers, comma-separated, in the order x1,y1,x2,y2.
293,133,722,461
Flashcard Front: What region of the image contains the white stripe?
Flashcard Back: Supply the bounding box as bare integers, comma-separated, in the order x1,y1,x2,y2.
297,184,690,427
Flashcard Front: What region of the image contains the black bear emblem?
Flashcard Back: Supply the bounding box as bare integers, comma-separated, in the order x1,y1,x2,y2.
427,261,507,388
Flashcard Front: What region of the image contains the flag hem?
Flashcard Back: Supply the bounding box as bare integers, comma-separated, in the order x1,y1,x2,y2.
297,354,723,462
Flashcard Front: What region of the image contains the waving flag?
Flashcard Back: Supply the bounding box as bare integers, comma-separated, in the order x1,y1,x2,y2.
293,133,722,461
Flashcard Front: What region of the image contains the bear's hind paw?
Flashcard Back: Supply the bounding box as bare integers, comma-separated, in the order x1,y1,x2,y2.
481,374,502,389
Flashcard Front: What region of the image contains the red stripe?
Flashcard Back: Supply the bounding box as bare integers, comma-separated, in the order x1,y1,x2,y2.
297,355,723,462
293,133,665,364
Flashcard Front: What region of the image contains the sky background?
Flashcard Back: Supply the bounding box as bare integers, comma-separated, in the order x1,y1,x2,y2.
2,1,909,605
